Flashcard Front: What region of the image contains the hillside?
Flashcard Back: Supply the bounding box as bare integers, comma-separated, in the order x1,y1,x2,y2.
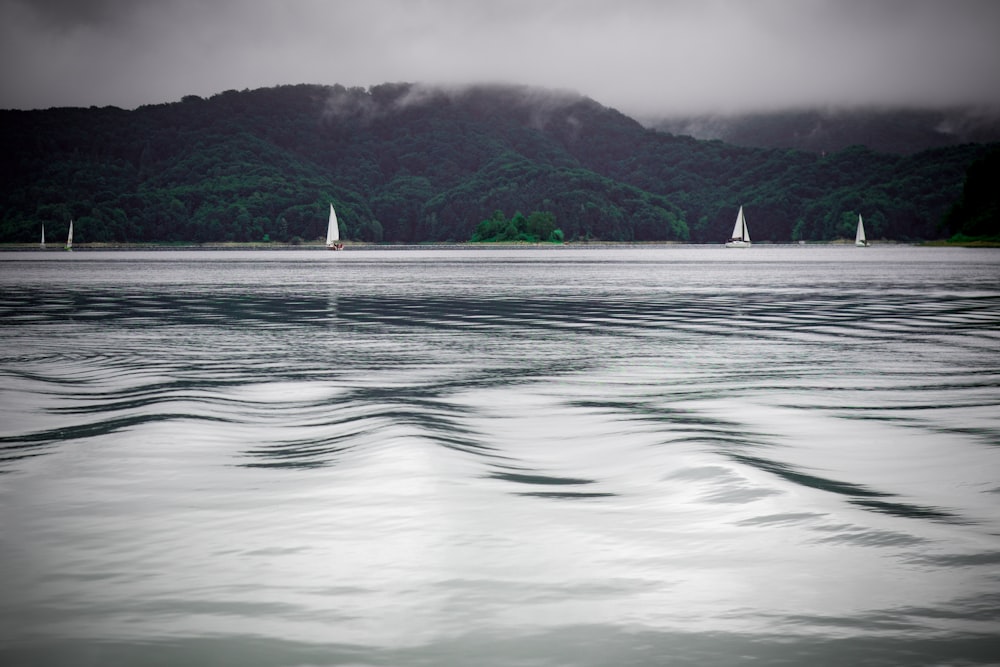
644,108,1000,156
0,83,995,244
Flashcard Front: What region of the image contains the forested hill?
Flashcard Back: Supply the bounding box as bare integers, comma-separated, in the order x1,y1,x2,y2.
645,108,1000,156
0,82,995,244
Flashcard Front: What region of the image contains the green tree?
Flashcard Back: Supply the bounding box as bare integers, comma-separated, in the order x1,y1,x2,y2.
0,83,991,244
943,148,1000,239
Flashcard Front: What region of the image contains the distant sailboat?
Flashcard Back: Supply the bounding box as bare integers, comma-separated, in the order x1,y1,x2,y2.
40,224,45,249
725,206,751,248
326,204,343,250
65,219,73,251
855,214,869,247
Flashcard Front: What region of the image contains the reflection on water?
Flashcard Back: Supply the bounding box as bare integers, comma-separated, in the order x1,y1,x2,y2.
1,247,999,665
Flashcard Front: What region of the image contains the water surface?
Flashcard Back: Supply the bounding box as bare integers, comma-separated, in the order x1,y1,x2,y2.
1,246,999,666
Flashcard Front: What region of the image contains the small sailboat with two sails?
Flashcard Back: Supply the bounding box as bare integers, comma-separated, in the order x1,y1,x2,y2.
855,214,869,247
326,204,343,250
725,206,751,248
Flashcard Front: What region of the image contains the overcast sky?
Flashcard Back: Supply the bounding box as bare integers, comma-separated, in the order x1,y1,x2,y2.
2,0,999,115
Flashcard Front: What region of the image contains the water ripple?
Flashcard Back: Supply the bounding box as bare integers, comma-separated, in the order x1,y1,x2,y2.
2,249,999,664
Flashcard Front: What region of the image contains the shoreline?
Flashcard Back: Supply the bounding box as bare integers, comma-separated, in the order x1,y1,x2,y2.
2,239,997,251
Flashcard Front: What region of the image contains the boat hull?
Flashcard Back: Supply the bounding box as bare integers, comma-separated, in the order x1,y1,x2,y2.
326,244,344,251
725,240,751,248
855,241,869,247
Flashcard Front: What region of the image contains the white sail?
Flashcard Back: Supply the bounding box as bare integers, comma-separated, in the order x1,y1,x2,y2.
855,214,867,246
326,204,339,246
41,224,45,248
730,208,742,239
725,206,751,247
65,220,73,250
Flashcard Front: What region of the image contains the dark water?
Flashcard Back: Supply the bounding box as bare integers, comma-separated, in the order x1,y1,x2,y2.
1,246,999,666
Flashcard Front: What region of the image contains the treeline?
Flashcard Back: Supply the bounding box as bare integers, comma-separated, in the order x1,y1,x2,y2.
0,82,996,244
471,210,563,243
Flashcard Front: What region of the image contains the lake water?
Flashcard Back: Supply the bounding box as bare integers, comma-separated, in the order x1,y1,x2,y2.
1,246,999,666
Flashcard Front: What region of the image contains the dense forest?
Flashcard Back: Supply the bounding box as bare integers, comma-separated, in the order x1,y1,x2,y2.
0,82,996,244
942,146,1000,240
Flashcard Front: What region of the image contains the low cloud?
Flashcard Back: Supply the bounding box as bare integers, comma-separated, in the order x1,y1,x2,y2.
2,0,999,115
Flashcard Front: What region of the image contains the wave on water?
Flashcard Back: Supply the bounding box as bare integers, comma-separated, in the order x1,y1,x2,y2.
1,249,999,664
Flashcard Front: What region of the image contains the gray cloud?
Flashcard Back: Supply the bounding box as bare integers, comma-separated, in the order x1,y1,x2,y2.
5,0,139,28
1,0,999,114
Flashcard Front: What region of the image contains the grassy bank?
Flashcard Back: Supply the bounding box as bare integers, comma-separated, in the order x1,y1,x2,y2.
922,237,1000,248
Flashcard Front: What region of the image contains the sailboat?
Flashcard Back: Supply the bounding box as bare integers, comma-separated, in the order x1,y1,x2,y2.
326,204,343,250
725,206,751,247
40,224,45,249
64,219,73,251
855,214,869,247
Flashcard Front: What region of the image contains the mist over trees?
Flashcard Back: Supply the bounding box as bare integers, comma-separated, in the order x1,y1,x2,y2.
0,82,995,244
644,108,1000,156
